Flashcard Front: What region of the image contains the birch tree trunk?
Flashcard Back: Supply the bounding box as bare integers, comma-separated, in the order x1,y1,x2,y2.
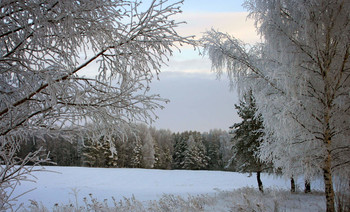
324,155,335,212
290,177,296,193
324,133,335,212
257,171,263,193
304,180,311,193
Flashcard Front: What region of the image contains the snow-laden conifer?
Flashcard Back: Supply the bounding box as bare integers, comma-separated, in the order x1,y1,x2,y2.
230,91,268,192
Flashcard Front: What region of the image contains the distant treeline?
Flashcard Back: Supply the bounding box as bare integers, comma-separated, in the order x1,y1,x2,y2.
17,124,236,171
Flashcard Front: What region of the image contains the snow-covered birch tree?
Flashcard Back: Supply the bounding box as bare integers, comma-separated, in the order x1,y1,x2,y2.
0,0,194,210
138,124,155,168
201,1,350,211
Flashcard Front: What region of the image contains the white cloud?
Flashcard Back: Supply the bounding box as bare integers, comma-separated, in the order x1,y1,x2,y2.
163,11,260,77
176,12,260,44
163,57,212,75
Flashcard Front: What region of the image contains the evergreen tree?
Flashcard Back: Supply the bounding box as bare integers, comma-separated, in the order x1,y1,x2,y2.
231,91,266,192
172,133,188,169
82,138,118,168
196,139,210,170
203,131,224,170
153,143,161,169
131,141,143,168
115,132,135,168
207,142,221,170
151,128,174,169
183,135,209,170
183,136,198,170
162,148,173,170
105,143,118,168
82,140,104,167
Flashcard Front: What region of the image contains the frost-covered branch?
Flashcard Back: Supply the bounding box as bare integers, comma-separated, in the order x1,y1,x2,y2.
0,137,51,211
0,0,195,209
0,0,195,137
201,29,284,94
202,1,350,211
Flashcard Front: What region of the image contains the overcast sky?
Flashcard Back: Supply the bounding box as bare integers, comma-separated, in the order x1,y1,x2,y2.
149,0,260,133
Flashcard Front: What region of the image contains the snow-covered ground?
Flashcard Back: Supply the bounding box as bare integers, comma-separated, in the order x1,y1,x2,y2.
13,166,324,210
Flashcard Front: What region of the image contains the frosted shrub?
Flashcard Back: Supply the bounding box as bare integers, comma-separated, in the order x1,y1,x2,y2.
25,195,146,212
20,187,326,212
216,187,325,212
334,175,350,212
149,194,187,211
23,194,213,212
111,196,146,212
225,187,272,212
148,194,213,212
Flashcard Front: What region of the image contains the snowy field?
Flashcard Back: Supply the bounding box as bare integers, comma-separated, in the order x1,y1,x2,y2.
13,166,325,211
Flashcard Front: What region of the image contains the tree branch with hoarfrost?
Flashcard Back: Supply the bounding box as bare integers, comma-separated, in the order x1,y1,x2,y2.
201,1,350,212
0,0,194,210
